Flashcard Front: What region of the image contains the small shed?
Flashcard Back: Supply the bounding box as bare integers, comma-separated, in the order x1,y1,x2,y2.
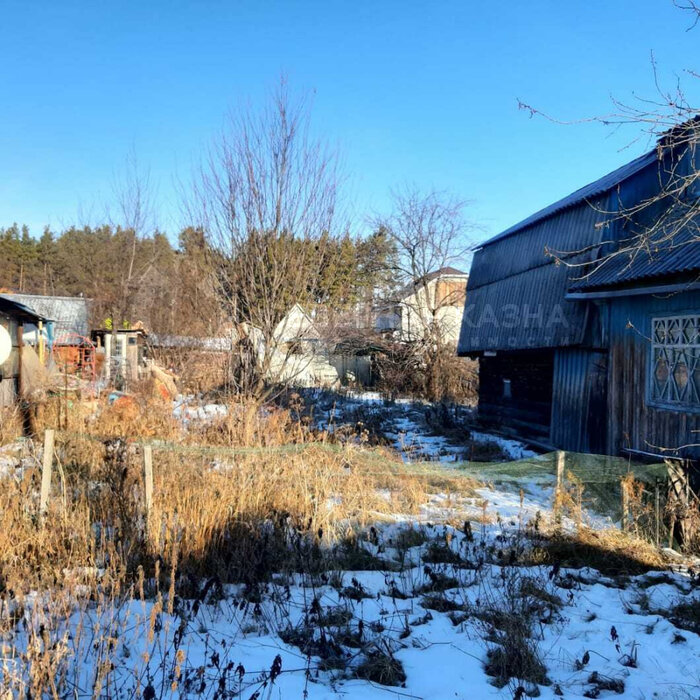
92,327,149,386
459,129,700,460
1,294,90,347
0,296,47,406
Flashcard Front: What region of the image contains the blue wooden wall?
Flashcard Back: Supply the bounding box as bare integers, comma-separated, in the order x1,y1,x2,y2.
605,290,700,459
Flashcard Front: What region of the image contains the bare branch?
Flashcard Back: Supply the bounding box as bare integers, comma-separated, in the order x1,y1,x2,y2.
187,78,345,398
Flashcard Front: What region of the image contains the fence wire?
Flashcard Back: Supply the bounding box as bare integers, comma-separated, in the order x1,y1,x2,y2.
448,451,673,545
10,428,683,549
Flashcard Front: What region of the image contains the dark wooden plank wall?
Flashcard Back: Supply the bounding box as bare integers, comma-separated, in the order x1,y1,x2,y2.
606,291,700,459
478,349,554,439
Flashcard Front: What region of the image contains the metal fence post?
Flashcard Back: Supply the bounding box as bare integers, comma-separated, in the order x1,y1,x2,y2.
40,429,54,518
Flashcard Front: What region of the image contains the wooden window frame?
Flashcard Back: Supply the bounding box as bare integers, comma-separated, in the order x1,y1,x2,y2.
648,314,700,412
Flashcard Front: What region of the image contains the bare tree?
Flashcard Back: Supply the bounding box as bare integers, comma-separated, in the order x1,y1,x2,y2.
372,187,477,400
518,2,700,279
374,187,474,341
107,149,160,327
102,150,160,387
187,79,344,399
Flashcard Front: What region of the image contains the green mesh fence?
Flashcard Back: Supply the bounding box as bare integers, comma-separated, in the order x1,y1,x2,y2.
49,429,675,546
442,451,671,542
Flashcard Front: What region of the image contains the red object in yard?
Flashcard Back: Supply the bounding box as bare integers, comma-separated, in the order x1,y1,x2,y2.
52,333,98,396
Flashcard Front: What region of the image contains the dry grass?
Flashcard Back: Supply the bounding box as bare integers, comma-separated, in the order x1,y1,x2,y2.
2,391,686,699
0,392,476,698
0,405,23,444
0,389,480,595
192,400,307,447
526,527,666,576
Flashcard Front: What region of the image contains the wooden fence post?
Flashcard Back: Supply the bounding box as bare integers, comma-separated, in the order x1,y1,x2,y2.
554,450,565,527
654,477,661,547
40,429,54,517
621,478,629,533
143,444,153,520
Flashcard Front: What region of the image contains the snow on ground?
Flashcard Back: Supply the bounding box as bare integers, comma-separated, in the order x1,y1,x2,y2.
1,423,697,698
4,392,689,696
312,389,536,464
470,430,538,461
173,394,229,423
0,439,35,478
5,496,697,699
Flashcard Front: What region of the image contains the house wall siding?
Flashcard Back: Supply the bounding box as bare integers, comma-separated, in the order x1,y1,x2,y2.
550,348,608,453
606,291,700,459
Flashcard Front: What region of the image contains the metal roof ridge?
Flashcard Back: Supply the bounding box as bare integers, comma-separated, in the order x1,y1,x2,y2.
476,148,659,250
5,293,92,301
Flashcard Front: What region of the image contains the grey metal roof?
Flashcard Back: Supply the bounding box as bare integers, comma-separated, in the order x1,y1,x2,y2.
477,149,658,249
458,261,588,353
458,186,611,352
568,213,700,291
0,296,47,324
2,294,90,342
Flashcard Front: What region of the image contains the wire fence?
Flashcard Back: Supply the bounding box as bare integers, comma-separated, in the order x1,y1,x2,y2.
447,450,677,546
13,429,690,550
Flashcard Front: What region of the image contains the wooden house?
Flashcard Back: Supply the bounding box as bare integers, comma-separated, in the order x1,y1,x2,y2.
458,129,700,461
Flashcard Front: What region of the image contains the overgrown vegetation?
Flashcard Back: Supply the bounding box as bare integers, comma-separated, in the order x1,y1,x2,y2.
1,390,698,698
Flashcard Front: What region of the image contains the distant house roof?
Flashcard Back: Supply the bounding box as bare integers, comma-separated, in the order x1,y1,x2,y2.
2,294,90,342
0,295,47,324
397,267,468,301
423,266,467,279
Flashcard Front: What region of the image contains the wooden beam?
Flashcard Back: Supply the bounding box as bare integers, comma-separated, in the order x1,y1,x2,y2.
40,429,54,517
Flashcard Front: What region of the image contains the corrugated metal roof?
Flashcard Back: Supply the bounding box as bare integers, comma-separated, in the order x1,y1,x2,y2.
468,192,611,291
458,262,587,352
0,296,47,324
568,215,700,291
477,149,658,249
459,188,611,351
2,294,90,342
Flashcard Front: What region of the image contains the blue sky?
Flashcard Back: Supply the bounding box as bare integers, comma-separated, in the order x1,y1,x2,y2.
1,1,698,246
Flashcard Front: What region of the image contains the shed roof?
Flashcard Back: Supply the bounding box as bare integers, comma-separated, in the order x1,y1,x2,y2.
0,295,48,324
2,294,90,342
